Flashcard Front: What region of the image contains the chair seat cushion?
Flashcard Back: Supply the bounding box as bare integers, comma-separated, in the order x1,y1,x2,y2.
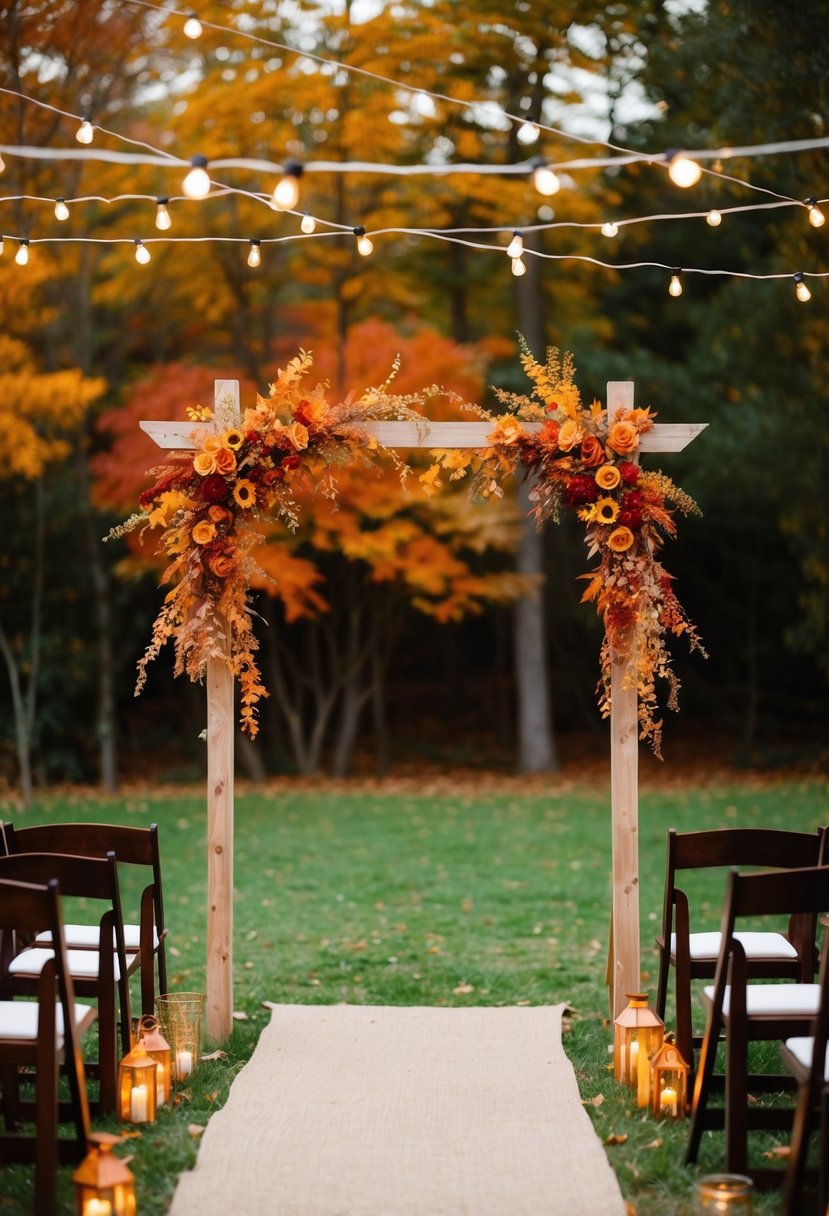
783,1036,829,1080
670,930,798,961
703,982,820,1018
9,947,122,983
35,923,159,952
0,1000,95,1044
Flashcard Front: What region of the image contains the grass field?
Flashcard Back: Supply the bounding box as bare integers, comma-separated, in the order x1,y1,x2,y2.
0,773,826,1214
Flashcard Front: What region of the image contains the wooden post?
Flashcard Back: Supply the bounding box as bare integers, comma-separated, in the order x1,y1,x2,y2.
205,381,240,1044
607,381,641,1017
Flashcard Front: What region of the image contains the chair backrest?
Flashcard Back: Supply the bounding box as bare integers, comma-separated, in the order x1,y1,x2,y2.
3,821,165,937
0,876,91,1142
0,851,127,978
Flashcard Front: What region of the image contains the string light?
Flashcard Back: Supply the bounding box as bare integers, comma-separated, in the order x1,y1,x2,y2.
793,272,811,302
806,197,825,228
706,209,722,227
54,197,69,221
271,160,303,211
300,212,316,234
353,225,373,256
0,153,5,172
506,230,524,259
183,13,203,39
247,238,261,268
666,151,702,188
15,238,29,265
532,160,560,196
155,197,172,229
511,257,527,277
0,235,4,254
601,222,618,238
75,117,94,145
134,238,151,264
668,268,683,297
182,154,210,198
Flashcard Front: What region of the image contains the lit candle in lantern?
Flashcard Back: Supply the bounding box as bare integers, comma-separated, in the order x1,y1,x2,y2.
176,1049,193,1078
83,1200,113,1216
156,1062,167,1104
660,1085,679,1117
628,1039,639,1084
129,1083,149,1122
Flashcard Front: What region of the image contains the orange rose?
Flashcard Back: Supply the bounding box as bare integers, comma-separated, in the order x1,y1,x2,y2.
558,419,584,451
287,421,309,451
214,447,237,476
192,520,216,545
607,420,638,455
580,434,605,467
491,415,523,444
595,464,621,490
607,526,634,552
208,553,235,578
301,398,329,424
193,451,217,476
208,505,233,525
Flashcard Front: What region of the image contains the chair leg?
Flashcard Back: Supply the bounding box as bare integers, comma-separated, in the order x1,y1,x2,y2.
33,1046,58,1216
686,1004,724,1164
783,1084,813,1216
0,1062,21,1129
819,1086,829,1215
97,989,118,1114
724,1014,749,1174
656,946,669,1021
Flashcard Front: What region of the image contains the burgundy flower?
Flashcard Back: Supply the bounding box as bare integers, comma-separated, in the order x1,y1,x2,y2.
619,461,640,486
281,454,302,473
200,474,229,503
563,474,600,506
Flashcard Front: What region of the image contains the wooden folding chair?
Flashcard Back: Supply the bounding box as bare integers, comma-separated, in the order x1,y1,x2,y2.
780,924,829,1215
0,877,95,1216
655,827,826,1075
0,852,134,1114
3,821,168,1017
686,864,829,1181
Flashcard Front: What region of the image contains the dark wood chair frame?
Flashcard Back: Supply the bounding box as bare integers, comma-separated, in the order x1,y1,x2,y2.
0,852,133,1114
3,821,168,1016
0,877,94,1216
686,864,829,1184
780,925,829,1215
655,827,827,1076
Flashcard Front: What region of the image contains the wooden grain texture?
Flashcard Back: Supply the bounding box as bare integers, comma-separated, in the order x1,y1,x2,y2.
206,649,234,1045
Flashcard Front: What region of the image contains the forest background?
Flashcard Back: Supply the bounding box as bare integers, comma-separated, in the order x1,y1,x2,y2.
1,0,827,801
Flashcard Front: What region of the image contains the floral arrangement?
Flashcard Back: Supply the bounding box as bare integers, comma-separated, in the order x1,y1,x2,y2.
422,344,706,756
110,351,422,737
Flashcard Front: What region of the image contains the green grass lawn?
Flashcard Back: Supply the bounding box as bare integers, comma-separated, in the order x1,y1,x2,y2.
0,774,826,1214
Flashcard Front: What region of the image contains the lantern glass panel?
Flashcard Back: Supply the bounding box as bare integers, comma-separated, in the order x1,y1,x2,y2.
613,993,664,1087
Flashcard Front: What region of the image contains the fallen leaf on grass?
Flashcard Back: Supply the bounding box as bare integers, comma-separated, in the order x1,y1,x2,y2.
763,1145,791,1159
452,982,474,995
582,1093,605,1107
172,1090,191,1104
232,1010,249,1021
642,1138,663,1150
201,1049,227,1061
169,946,182,958
188,1124,205,1138
626,1202,638,1215
604,1133,628,1145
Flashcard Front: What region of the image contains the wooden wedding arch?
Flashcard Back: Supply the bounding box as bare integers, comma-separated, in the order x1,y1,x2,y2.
142,379,706,1043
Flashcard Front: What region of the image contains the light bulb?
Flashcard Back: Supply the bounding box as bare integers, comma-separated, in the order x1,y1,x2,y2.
0,153,5,173
271,162,303,211
511,257,527,277
183,155,210,198
357,234,373,256
532,164,560,196
794,273,811,303
15,240,29,266
247,239,261,268
601,221,618,238
75,117,94,145
517,122,540,144
667,153,702,188
54,198,69,221
183,13,203,38
706,209,722,227
806,199,825,228
134,239,151,265
300,212,316,234
507,231,524,259
155,198,171,230
0,235,4,255
668,270,683,297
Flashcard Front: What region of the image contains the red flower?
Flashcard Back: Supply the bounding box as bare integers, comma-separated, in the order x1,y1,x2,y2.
261,468,285,486
619,461,640,485
201,474,229,503
563,474,600,505
618,490,643,527
281,454,302,472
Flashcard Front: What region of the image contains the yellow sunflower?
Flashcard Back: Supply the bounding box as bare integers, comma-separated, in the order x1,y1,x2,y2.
233,479,257,509
223,428,244,450
595,496,619,524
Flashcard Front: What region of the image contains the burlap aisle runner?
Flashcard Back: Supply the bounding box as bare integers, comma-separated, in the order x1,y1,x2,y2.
169,1003,626,1216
